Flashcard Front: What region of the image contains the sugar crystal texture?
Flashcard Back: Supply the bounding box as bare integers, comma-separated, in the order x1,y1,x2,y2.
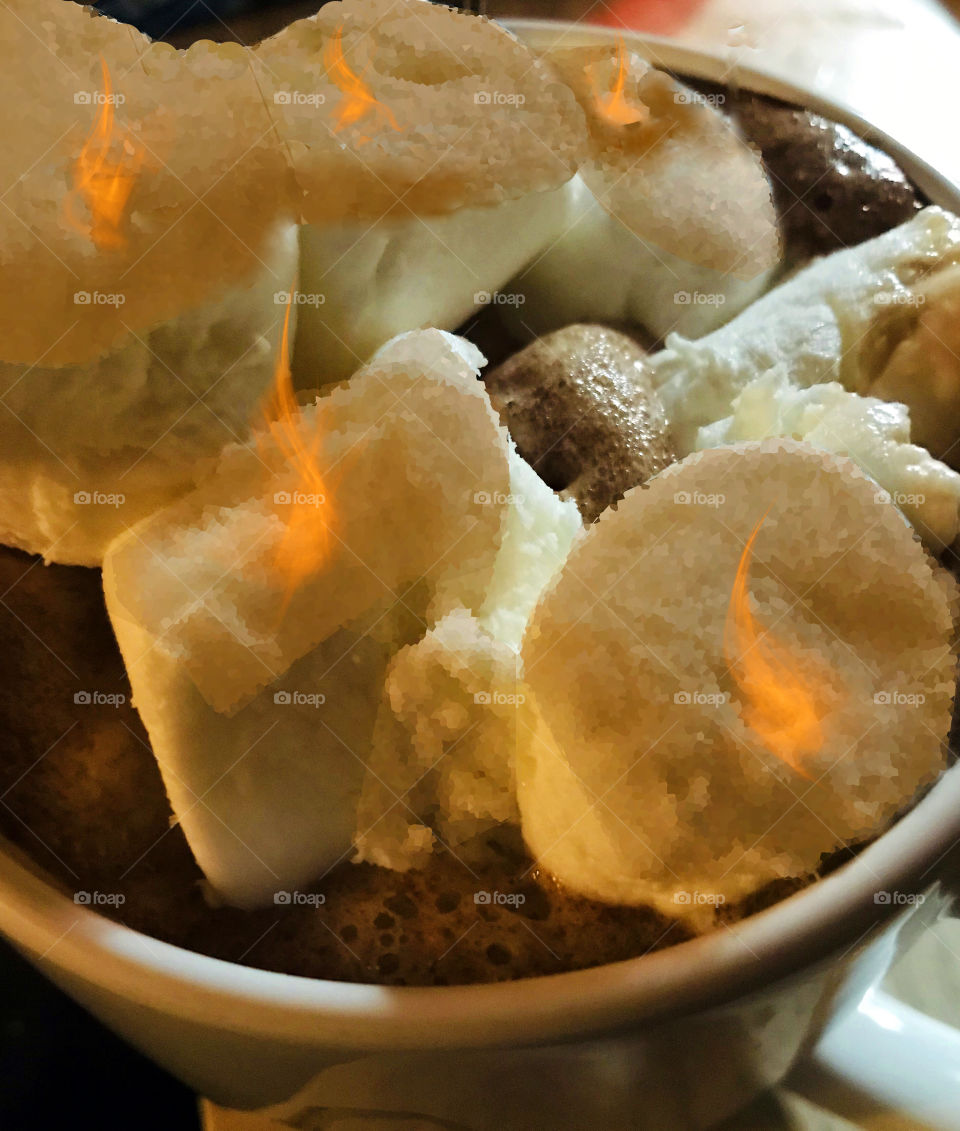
508,46,780,343
0,0,293,367
0,223,298,565
519,439,956,928
253,0,587,224
102,331,515,906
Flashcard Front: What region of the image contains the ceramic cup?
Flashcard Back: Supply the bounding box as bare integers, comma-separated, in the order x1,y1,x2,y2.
1,23,959,1131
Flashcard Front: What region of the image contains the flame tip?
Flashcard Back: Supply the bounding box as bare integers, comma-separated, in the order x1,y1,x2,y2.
724,512,824,777
590,37,647,128
65,55,146,252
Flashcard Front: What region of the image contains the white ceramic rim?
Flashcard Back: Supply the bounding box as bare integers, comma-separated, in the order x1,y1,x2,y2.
2,23,960,1053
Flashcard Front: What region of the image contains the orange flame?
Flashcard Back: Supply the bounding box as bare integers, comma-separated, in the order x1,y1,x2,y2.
65,56,146,251
262,294,333,601
589,38,647,127
723,514,822,778
323,25,402,144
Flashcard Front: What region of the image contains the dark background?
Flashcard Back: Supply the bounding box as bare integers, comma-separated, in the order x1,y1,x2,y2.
0,941,200,1128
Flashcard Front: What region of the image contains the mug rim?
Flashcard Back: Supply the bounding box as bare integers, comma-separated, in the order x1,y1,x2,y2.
2,25,959,1050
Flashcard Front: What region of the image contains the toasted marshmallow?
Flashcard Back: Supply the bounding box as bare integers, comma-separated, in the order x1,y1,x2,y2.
519,440,956,928
0,222,298,566
511,174,778,342
0,0,588,564
252,0,586,224
103,331,514,907
293,188,569,389
510,46,780,342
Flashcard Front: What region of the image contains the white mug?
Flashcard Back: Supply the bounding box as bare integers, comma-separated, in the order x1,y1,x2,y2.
2,25,960,1130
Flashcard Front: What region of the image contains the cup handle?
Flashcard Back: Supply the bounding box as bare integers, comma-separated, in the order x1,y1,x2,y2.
787,863,960,1130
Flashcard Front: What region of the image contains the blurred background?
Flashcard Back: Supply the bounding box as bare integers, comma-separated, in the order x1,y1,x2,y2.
89,0,960,47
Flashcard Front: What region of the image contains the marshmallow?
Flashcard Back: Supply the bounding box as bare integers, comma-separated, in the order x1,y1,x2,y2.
355,451,582,870
697,370,960,550
293,188,569,389
520,440,956,927
652,207,960,453
510,46,780,341
103,331,513,907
